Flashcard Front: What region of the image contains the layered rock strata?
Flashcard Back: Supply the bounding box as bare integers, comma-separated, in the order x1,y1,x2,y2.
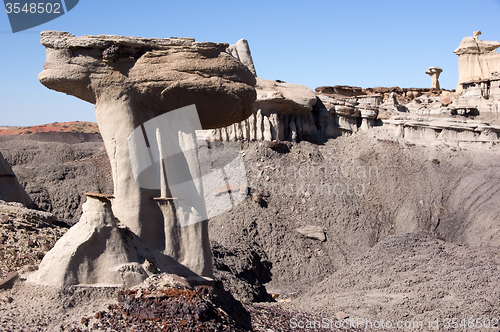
450,73,500,114
383,116,500,145
204,76,500,146
203,78,381,142
206,31,500,147
316,85,445,104
454,31,500,91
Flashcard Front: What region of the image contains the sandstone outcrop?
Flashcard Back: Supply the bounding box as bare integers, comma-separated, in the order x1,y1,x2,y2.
0,151,35,208
201,33,500,146
177,31,498,150
253,78,317,114
36,31,257,286
404,95,445,115
318,85,445,105
227,39,257,77
445,32,500,114
204,79,388,143
204,78,322,142
454,31,500,91
382,116,500,146
205,88,381,143
379,92,408,113
450,74,500,114
39,31,256,128
315,85,365,97
201,68,499,153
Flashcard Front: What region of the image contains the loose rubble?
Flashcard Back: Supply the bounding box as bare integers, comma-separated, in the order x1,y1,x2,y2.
0,200,67,280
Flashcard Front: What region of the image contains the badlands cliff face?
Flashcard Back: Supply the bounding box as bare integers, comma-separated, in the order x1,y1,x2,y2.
205,76,500,148
198,32,500,147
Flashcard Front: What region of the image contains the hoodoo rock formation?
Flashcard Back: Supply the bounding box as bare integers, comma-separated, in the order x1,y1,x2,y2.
454,31,500,91
425,66,442,90
31,31,256,287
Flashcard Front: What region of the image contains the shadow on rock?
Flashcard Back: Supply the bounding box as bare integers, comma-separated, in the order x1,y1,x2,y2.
212,241,273,303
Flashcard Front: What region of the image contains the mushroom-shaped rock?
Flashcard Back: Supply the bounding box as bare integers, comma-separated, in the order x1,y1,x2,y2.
425,67,443,90
454,31,500,55
39,31,256,129
360,108,379,131
38,31,257,280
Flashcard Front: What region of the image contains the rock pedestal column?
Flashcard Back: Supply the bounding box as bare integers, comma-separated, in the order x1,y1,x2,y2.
425,67,443,90
37,31,256,282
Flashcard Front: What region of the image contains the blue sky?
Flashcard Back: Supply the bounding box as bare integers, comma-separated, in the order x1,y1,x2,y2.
1,0,500,126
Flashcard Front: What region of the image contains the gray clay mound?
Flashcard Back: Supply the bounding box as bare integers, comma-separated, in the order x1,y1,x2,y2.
295,231,500,331
209,132,500,298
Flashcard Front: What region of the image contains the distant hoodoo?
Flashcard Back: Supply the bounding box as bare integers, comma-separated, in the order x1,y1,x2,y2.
425,67,443,90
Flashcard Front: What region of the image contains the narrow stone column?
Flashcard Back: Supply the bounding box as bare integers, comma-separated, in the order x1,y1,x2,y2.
426,67,443,90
